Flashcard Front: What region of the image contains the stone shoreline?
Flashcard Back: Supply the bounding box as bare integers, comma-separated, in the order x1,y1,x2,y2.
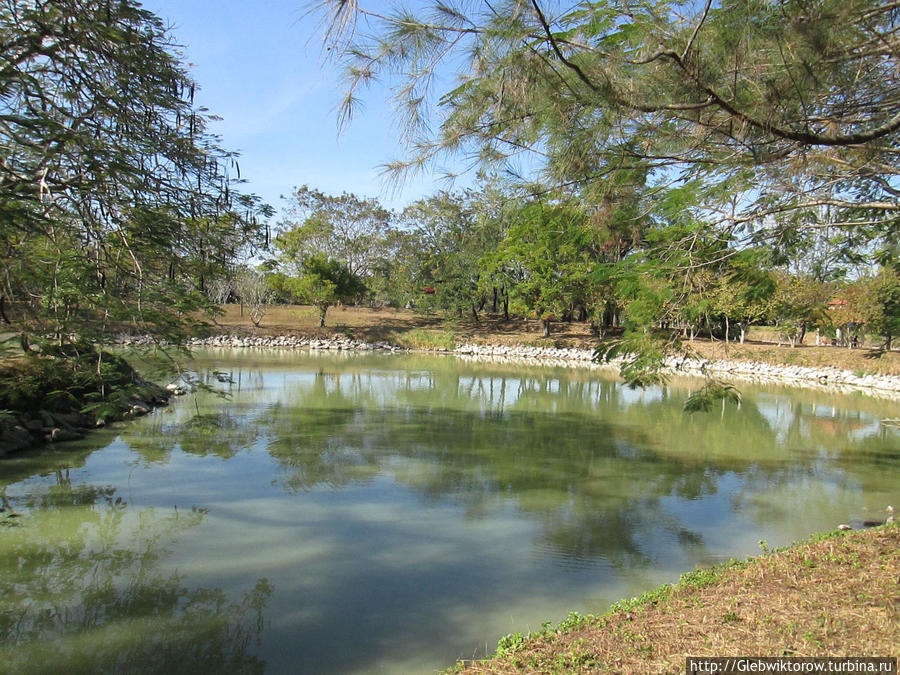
0,380,170,457
156,334,900,397
4,332,896,458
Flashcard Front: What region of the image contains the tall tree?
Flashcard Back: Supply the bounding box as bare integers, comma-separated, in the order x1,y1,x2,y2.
771,272,832,347
270,253,366,327
0,0,268,345
320,0,900,249
400,191,489,320
839,266,900,350
486,197,595,336
279,186,392,279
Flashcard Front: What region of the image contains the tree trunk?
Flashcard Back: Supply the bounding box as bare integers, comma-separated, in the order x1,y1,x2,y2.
724,316,730,342
739,323,746,344
798,322,807,345
471,305,480,323
318,304,328,327
492,286,498,313
503,295,509,321
540,318,551,337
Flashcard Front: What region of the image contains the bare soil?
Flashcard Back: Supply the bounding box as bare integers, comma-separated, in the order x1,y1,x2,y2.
452,525,899,674
213,304,900,376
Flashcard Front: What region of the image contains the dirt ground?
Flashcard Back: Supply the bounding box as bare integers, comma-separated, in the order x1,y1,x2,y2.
212,304,900,376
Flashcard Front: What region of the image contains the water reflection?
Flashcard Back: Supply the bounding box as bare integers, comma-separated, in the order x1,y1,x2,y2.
230,360,896,569
1,351,896,674
0,470,271,674
130,353,898,566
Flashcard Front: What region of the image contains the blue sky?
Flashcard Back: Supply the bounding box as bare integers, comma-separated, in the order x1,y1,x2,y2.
141,0,461,216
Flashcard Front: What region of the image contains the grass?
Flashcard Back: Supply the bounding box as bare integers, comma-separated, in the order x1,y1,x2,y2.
211,304,900,376
390,328,457,350
448,525,899,674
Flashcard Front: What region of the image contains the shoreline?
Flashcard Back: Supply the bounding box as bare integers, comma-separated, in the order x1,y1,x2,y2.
4,331,897,457
448,525,899,674
163,333,900,398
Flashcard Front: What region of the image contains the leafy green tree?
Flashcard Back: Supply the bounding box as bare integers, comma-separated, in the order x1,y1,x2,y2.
842,267,900,350
0,0,268,348
487,198,594,336
868,268,900,350
271,254,365,327
279,186,393,279
711,250,776,343
367,227,428,309
594,258,682,387
400,191,491,320
321,0,900,240
771,273,831,347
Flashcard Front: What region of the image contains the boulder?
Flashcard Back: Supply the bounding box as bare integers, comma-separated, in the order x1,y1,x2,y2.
48,427,84,442
0,425,34,455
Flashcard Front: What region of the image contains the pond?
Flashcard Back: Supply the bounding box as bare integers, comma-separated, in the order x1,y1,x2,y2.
1,350,898,674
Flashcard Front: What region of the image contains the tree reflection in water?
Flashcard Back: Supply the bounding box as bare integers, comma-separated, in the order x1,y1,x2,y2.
125,356,898,574
0,472,271,674
2,352,896,675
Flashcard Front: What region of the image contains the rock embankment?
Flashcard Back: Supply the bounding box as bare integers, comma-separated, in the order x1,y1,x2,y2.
455,343,900,395
182,334,406,351
0,392,170,457
172,334,900,396
0,358,172,458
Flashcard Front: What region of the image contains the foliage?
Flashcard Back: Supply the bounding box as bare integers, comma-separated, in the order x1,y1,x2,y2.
271,254,366,327
376,228,428,308
593,331,677,389
278,185,392,278
400,191,490,318
683,380,742,414
771,273,831,347
486,198,595,335
712,250,776,343
0,0,269,348
0,341,163,420
838,266,900,349
865,268,900,349
313,0,900,384
322,0,900,239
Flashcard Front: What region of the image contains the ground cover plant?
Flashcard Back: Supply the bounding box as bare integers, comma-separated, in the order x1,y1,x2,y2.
449,525,899,674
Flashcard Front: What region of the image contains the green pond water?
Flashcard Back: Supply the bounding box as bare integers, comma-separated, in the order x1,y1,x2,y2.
1,350,898,674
